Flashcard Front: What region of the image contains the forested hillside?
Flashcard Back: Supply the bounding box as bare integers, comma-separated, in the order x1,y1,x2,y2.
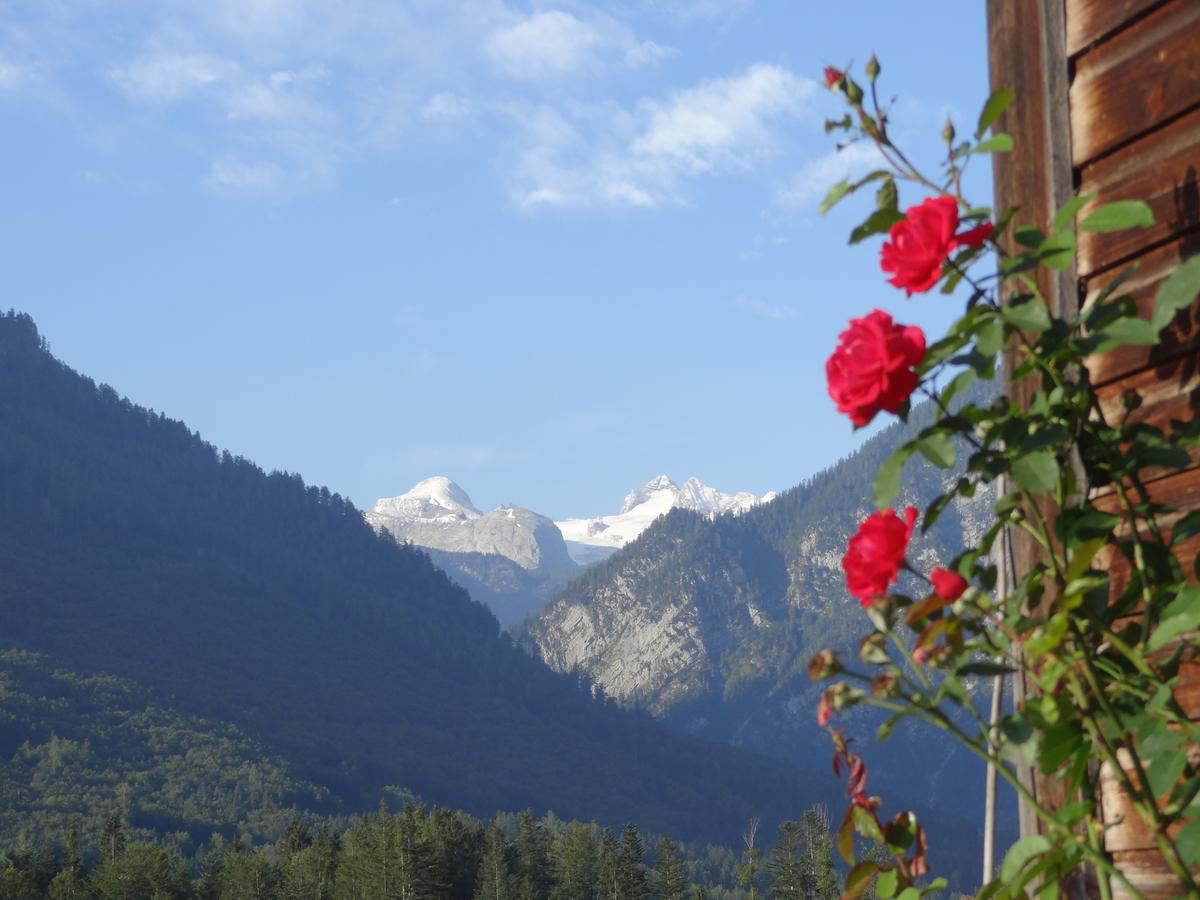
0,310,838,850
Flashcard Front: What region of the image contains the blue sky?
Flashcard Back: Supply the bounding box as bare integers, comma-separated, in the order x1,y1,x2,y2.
0,1,992,519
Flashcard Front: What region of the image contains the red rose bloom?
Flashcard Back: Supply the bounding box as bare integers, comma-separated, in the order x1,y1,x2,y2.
930,566,968,601
880,196,995,296
826,309,925,427
843,506,919,606
823,66,843,89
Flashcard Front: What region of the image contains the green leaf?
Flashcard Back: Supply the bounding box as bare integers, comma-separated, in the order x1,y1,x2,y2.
976,318,1005,357
973,133,1014,154
1170,509,1200,547
1176,817,1200,865
836,809,855,865
844,862,879,900
1012,451,1059,493
1146,742,1188,798
956,661,1014,677
1050,193,1096,233
1148,586,1200,651
1001,294,1052,332
875,867,899,899
976,87,1014,139
1037,232,1076,270
1014,225,1045,248
1101,316,1159,346
1000,835,1051,884
917,432,956,469
874,442,916,507
820,180,851,214
876,178,898,212
1064,538,1106,583
1152,255,1200,332
850,208,905,245
1038,722,1085,774
1079,200,1155,233
940,369,977,408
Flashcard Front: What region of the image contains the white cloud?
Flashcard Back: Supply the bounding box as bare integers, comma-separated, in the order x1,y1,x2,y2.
0,56,29,91
111,48,235,103
225,69,327,123
484,10,671,80
505,64,817,209
632,64,813,174
638,0,754,23
775,140,884,210
420,92,472,121
207,156,286,190
736,295,798,320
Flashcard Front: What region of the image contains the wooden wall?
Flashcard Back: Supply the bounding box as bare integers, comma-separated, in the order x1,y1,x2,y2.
990,0,1200,896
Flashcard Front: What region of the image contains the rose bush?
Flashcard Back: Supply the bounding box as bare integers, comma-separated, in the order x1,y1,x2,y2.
807,58,1200,900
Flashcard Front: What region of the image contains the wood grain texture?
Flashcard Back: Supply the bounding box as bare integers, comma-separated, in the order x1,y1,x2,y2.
1101,747,1200,854
1084,237,1200,386
1070,0,1200,166
1094,468,1200,600
1111,848,1199,899
1076,106,1200,276
988,0,1076,845
1066,0,1170,57
1093,350,1200,485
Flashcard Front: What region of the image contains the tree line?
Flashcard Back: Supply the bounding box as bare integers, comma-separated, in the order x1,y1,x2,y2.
0,804,844,900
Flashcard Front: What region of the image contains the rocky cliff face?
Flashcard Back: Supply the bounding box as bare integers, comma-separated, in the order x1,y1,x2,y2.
518,391,1003,828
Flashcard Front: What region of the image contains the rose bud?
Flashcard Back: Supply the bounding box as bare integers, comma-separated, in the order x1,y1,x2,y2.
931,566,969,601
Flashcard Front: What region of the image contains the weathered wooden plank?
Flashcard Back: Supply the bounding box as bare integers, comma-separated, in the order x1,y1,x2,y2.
1066,0,1170,58
1084,237,1200,386
988,0,1075,847
1094,468,1200,601
1070,0,1200,166
1093,350,1200,484
1076,105,1200,276
1111,848,1197,899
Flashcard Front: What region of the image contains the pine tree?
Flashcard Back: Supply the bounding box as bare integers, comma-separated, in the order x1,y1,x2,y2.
99,815,126,864
551,824,597,900
473,825,513,900
651,839,687,900
514,810,550,900
596,829,620,900
766,822,804,900
616,824,647,900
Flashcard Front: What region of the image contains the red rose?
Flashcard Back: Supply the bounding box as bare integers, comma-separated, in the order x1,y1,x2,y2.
930,566,968,601
826,309,925,426
823,66,843,89
842,506,919,605
880,195,995,296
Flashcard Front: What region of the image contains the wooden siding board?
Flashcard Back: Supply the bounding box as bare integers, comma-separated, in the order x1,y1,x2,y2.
1084,236,1200,386
1069,0,1200,166
1066,0,1171,58
1076,105,1200,277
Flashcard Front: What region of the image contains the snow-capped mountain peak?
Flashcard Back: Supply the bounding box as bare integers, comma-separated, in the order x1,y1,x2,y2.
619,474,678,514
369,475,481,524
557,475,773,565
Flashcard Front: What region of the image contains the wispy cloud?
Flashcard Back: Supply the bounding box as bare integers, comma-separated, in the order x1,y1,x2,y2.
420,91,472,121
110,47,235,103
736,295,798,320
774,141,884,211
207,156,286,191
506,63,818,209
483,10,672,80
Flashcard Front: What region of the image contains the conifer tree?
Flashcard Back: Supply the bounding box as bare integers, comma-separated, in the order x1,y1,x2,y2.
651,839,687,900
473,825,513,900
99,815,126,864
596,829,620,900
551,824,597,900
616,824,647,900
514,810,550,900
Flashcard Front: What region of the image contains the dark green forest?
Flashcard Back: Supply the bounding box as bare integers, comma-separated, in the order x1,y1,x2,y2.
0,801,850,900
0,311,846,852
